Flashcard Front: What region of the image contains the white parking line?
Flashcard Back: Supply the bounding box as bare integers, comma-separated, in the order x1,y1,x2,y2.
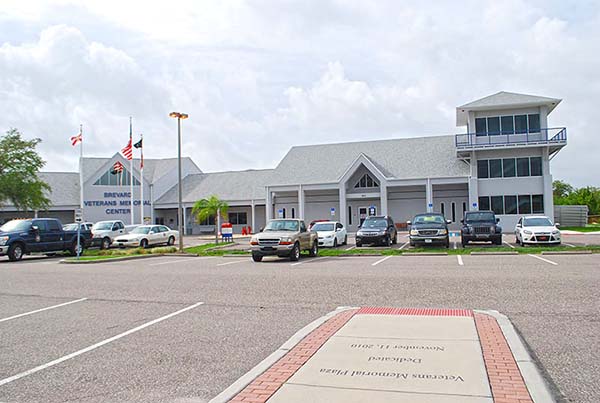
564,243,576,248
457,255,464,266
149,257,210,266
453,242,457,250
216,260,247,266
0,298,87,323
528,254,558,266
504,241,516,249
0,301,204,387
344,245,356,251
399,242,409,250
371,256,393,266
290,256,328,267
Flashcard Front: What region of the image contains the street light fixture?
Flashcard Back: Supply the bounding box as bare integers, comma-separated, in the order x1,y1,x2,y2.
169,111,189,253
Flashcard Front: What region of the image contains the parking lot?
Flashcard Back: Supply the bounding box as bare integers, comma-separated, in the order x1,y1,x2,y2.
0,241,599,403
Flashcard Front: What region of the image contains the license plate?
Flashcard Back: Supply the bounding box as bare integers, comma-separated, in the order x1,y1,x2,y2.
262,247,274,251
475,234,486,238
425,239,432,243
538,236,548,241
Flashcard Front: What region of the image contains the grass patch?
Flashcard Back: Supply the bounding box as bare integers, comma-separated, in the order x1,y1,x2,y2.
561,224,600,232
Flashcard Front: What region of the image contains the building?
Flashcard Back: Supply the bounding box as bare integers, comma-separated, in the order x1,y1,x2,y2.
0,92,567,233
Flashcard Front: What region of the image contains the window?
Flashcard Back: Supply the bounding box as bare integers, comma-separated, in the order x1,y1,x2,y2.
300,221,307,232
515,115,528,134
530,157,542,176
228,212,248,225
518,195,531,214
501,116,514,135
477,160,489,179
487,117,500,135
489,159,503,178
282,208,286,218
93,166,140,186
491,196,504,215
517,158,530,177
462,202,467,216
532,194,544,213
504,196,518,214
348,206,352,225
478,196,490,211
475,118,487,136
198,216,215,225
354,173,379,189
502,158,516,177
440,202,445,216
451,202,456,223
528,114,540,133
32,220,48,232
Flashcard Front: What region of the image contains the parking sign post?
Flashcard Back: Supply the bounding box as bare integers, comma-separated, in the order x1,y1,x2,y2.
75,208,83,259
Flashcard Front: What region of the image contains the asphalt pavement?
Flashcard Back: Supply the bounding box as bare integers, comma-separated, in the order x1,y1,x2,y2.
0,249,599,402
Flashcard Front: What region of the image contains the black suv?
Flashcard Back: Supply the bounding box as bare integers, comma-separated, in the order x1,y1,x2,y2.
356,216,397,247
461,210,502,246
408,213,451,248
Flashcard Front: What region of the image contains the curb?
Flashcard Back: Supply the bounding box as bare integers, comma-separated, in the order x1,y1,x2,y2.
541,250,591,255
470,251,518,255
403,252,448,256
222,254,252,258
59,254,166,264
208,306,358,403
476,310,561,403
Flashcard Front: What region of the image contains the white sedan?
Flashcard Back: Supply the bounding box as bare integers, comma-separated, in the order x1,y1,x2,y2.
515,216,561,246
113,225,178,248
312,221,347,247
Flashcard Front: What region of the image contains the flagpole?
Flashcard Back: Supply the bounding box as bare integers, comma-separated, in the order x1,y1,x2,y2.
129,117,134,225
79,124,84,213
139,133,144,225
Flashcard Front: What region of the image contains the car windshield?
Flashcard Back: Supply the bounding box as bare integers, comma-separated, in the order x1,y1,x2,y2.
92,222,113,230
523,217,553,227
362,218,387,229
0,220,31,232
413,214,444,224
465,212,495,223
63,224,78,231
131,227,151,234
312,223,335,232
264,220,299,232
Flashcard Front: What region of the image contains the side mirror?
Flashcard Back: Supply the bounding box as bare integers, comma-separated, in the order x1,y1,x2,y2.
259,227,264,232
496,218,500,223
460,219,464,224
31,225,39,232
406,221,412,226
555,223,560,228
446,220,452,224
516,224,522,228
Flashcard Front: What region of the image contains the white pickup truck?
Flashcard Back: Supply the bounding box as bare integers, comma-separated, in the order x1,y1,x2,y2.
91,220,127,249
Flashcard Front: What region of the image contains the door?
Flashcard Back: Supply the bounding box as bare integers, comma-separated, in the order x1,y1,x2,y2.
299,221,310,249
31,220,55,251
359,207,368,227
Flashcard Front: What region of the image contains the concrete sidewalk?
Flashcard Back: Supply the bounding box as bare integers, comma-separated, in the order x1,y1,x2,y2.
213,307,556,403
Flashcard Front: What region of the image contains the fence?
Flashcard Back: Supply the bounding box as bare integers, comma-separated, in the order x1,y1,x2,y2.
554,205,589,227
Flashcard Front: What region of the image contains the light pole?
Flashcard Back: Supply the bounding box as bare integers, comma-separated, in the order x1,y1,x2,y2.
169,111,189,253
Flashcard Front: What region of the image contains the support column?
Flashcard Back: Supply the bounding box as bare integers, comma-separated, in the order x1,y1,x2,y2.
298,185,305,220
339,185,347,227
426,178,433,212
468,151,479,211
380,183,388,216
149,184,155,224
251,199,256,234
265,187,272,221
542,148,554,221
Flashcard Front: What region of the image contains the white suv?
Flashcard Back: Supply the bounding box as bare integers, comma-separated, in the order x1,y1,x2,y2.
91,220,127,249
515,216,561,246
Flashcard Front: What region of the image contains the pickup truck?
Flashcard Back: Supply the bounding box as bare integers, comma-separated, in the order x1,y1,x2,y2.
250,219,318,262
0,218,91,261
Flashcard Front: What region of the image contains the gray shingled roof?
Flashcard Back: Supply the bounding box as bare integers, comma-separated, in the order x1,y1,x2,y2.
456,91,561,126
38,172,80,207
270,135,469,186
156,169,274,205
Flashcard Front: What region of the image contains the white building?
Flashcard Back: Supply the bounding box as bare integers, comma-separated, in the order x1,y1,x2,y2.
0,92,566,233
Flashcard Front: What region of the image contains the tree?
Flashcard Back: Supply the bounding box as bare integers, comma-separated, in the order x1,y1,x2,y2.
553,180,574,199
191,195,229,244
0,129,50,211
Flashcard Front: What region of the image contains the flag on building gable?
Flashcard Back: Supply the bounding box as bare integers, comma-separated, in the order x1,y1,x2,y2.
70,131,82,146
111,161,124,174
121,138,133,160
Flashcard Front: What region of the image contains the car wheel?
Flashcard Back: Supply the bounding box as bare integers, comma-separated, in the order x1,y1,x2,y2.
8,243,24,261
392,234,397,244
101,237,111,250
167,236,175,246
343,235,348,245
69,240,83,256
494,237,502,246
409,241,415,247
290,243,300,261
309,241,318,257
461,239,467,248
445,239,450,249
140,239,149,249
384,236,391,247
515,236,520,245
356,242,362,247
252,252,263,262
333,238,338,248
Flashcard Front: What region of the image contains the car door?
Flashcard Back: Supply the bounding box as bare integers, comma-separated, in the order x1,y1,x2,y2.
153,226,166,245
516,217,523,241
31,220,52,251
335,223,344,243
47,220,65,250
112,222,125,240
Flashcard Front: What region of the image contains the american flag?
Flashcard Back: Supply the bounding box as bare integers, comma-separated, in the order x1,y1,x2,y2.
111,161,124,174
70,131,82,146
121,138,133,160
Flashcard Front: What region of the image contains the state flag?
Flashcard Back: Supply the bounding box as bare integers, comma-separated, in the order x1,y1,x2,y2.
70,132,82,146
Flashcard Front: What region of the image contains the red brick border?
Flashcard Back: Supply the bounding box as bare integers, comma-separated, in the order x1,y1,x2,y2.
229,309,358,402
357,307,473,316
474,313,533,403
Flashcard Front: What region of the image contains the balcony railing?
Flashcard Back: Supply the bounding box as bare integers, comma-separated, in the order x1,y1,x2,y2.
455,127,567,149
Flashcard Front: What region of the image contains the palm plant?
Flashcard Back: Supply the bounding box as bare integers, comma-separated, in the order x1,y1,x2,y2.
192,195,229,244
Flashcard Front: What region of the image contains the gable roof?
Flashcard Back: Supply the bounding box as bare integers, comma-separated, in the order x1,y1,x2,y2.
270,135,469,186
155,169,274,205
456,91,561,126
39,172,80,207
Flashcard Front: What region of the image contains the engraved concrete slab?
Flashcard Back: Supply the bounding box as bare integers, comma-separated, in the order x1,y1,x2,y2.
267,384,494,403
285,336,491,397
335,314,479,340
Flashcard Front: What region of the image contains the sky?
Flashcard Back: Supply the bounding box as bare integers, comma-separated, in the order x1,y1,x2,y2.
0,0,598,187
